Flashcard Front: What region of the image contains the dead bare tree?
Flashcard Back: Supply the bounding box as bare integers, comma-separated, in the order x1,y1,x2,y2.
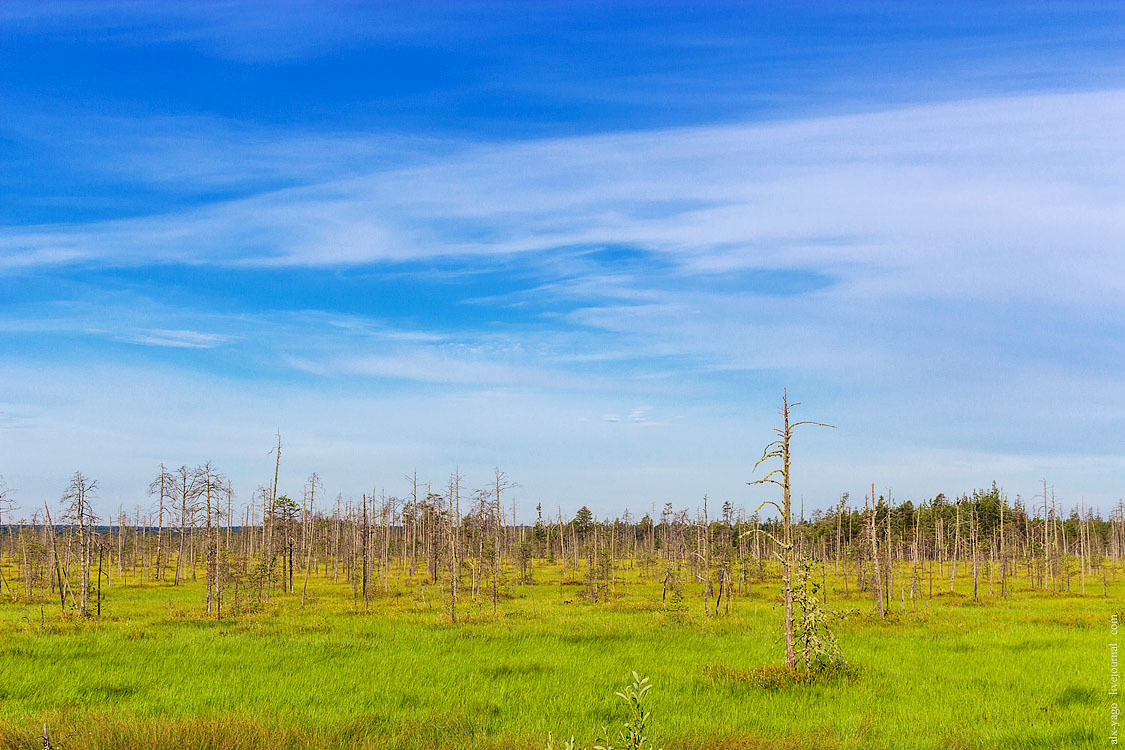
492,468,517,616
44,504,66,614
865,487,884,618
195,462,226,617
148,464,174,581
171,465,202,586
61,472,98,617
748,390,834,672
264,431,282,602
0,477,14,601
302,473,322,609
449,470,463,623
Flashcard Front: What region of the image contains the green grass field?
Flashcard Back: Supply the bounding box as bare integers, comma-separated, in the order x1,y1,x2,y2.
0,563,1114,749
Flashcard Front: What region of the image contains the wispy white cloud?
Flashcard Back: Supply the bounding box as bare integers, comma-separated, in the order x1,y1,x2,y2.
4,89,1124,307
3,89,1124,511
5,90,1123,394
629,407,651,424
117,328,232,349
286,349,597,391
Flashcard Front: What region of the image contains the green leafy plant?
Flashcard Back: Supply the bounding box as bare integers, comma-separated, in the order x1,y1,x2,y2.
549,672,661,750
603,671,656,750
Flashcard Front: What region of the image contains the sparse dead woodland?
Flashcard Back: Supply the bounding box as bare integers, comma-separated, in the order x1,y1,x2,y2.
0,408,1117,749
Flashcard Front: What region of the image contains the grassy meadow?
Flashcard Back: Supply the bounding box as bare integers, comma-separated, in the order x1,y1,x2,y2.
0,561,1114,749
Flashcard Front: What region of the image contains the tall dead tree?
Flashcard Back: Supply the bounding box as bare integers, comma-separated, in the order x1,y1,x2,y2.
867,484,884,618
449,470,463,623
702,495,711,616
265,432,282,602
1000,492,1007,598
748,390,834,672
148,464,173,581
61,472,97,617
492,468,516,616
195,462,226,617
949,500,960,593
44,503,66,614
969,503,978,602
0,479,14,602
1041,479,1050,591
362,493,369,610
884,495,893,613
408,471,419,578
302,473,321,609
172,465,201,586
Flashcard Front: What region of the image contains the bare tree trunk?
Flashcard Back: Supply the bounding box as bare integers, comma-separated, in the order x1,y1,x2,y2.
96,542,103,617
450,472,462,624
1000,493,1007,598
155,465,166,581
362,493,369,611
703,496,711,617
45,505,65,615
1042,479,1050,592
1080,499,1087,596
868,484,884,619
302,476,316,609
266,433,281,603
749,390,834,669
410,472,418,578
885,503,892,613
205,477,213,614
911,506,919,609
950,502,960,593
972,505,979,603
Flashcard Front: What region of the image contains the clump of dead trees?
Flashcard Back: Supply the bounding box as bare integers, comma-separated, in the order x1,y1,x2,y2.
0,422,1120,629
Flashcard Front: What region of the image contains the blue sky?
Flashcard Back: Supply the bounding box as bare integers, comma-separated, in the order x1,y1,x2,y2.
2,1,1124,519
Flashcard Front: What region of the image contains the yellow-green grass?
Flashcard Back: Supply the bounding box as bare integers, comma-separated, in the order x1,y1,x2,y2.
0,563,1114,749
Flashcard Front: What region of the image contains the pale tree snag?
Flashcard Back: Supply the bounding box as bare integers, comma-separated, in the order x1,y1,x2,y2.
911,504,920,609
492,468,517,616
971,504,980,603
266,431,282,603
1000,492,1007,599
407,471,419,578
748,389,834,672
949,500,960,593
225,480,233,559
44,504,66,615
173,465,201,587
884,494,892,614
302,473,321,609
868,484,884,619
0,479,13,602
148,464,173,581
1079,497,1086,596
195,462,226,617
362,493,369,611
449,470,463,624
62,472,98,617
702,495,711,616
1041,479,1050,591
